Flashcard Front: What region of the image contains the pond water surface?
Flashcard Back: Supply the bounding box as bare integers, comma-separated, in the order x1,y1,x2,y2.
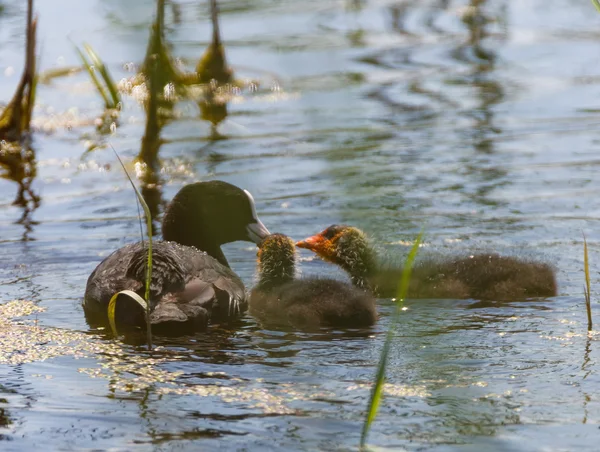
2,0,600,450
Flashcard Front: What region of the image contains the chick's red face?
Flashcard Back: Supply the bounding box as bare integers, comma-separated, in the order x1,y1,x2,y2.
296,225,347,263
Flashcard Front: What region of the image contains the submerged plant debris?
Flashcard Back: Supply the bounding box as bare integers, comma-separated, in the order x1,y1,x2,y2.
0,300,429,416
0,300,117,366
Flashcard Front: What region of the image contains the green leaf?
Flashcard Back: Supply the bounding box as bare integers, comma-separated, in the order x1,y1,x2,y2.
360,229,424,449
73,43,113,109
584,232,592,331
592,0,600,14
83,43,121,110
108,290,149,337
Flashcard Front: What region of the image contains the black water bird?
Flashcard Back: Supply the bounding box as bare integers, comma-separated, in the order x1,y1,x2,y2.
84,180,270,334
297,225,557,301
249,233,377,329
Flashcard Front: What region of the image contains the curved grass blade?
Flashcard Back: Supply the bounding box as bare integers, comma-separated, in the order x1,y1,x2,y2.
83,43,121,109
73,43,112,108
23,73,37,131
583,232,592,331
360,229,424,449
592,0,600,13
107,290,149,337
111,144,153,349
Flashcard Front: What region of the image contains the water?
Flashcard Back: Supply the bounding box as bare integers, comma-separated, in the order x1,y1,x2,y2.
1,0,600,449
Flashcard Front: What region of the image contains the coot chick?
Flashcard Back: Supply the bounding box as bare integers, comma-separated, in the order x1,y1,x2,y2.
297,225,557,301
84,181,270,334
249,234,377,329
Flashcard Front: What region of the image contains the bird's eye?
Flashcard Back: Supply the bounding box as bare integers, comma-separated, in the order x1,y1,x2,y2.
324,225,340,239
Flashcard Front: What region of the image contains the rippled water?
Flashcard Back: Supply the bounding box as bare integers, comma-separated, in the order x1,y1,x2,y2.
2,0,600,450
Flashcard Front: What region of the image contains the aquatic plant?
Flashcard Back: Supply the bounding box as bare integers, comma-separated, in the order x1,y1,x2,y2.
137,0,186,166
107,146,154,349
193,0,235,138
73,43,121,110
0,139,39,220
360,230,423,449
583,233,592,331
0,0,40,223
196,0,232,85
0,0,37,141
138,0,186,93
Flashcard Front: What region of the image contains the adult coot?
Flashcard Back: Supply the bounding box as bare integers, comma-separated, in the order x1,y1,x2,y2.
84,181,270,334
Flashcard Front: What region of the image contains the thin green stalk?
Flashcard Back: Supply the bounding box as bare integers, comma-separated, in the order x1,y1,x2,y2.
360,229,424,448
73,44,112,108
111,144,153,349
83,43,121,109
592,0,600,14
583,233,592,331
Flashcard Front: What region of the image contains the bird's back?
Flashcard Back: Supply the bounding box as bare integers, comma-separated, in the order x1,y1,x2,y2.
83,241,246,332
250,278,377,329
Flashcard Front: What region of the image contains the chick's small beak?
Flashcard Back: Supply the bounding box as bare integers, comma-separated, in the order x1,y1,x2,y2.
296,234,326,252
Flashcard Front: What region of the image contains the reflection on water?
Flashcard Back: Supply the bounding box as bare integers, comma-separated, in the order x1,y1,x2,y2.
0,139,39,241
133,0,237,227
0,0,39,241
0,383,14,441
1,0,600,449
456,0,507,207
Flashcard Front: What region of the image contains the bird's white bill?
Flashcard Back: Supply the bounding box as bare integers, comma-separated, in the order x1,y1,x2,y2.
243,188,271,244
246,219,270,244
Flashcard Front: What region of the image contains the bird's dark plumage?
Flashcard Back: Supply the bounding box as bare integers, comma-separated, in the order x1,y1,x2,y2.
83,181,269,334
297,225,557,301
249,234,377,329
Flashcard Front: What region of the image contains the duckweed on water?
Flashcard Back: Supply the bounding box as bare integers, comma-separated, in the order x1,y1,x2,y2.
0,300,120,366
1,300,430,416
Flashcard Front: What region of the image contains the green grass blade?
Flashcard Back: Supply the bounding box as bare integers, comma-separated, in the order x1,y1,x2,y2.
83,43,121,109
592,0,600,13
107,290,149,337
111,144,153,349
23,73,37,130
583,233,592,331
73,43,112,108
360,229,424,448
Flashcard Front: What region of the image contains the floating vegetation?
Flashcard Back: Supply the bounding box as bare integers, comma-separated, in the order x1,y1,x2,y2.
348,382,430,399
0,299,295,412
0,300,98,365
1,299,432,416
